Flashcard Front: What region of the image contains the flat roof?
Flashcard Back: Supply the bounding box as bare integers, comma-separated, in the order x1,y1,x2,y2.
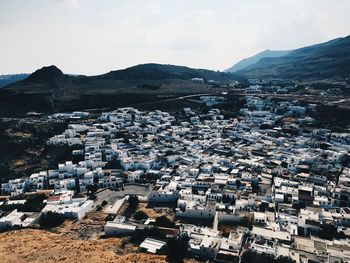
140,238,166,253
252,227,291,241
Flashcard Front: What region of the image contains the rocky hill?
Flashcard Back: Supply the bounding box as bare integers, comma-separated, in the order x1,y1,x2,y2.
24,65,66,83
101,63,236,82
0,63,239,117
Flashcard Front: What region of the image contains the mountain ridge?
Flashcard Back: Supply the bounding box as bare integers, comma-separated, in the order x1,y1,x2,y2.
225,49,291,73
237,36,350,79
0,74,29,88
96,63,236,82
0,63,240,117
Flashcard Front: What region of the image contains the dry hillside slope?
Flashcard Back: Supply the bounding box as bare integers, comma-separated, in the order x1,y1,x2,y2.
0,229,167,263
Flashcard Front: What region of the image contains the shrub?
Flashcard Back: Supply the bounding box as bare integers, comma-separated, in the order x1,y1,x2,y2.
134,211,148,221
39,212,65,228
154,216,175,228
128,196,139,210
164,234,189,262
241,250,295,263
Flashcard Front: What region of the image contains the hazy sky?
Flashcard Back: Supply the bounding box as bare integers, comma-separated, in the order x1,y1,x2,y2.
0,0,349,75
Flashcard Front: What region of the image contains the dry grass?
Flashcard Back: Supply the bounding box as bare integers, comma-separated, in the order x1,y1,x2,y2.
6,130,33,139
26,148,44,156
13,159,27,167
85,211,109,221
0,229,167,263
52,212,109,240
218,225,237,238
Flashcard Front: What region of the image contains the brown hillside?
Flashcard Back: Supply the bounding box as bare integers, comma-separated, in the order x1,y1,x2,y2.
0,229,167,263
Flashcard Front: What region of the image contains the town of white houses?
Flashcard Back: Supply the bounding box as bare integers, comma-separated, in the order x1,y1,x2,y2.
2,80,350,263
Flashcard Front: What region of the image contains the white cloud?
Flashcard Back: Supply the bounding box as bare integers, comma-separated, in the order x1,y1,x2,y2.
53,0,79,8
0,0,349,74
148,0,161,15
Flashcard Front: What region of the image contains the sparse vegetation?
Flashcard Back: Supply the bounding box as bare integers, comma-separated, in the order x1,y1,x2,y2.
134,210,148,221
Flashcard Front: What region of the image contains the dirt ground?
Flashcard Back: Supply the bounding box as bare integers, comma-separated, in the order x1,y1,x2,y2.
137,203,175,219
218,225,237,238
0,229,167,263
48,211,110,240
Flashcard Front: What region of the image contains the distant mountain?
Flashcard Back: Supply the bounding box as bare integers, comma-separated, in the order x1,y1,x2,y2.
0,63,240,116
0,74,29,88
225,49,291,73
237,36,350,79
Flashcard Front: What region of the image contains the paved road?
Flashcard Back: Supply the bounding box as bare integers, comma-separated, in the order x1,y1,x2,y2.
128,92,220,107
233,92,350,109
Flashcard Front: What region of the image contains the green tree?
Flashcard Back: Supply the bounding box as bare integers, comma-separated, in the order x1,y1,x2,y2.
317,224,346,240
128,195,139,210
165,234,190,263
154,215,175,228
134,211,148,221
276,256,296,263
236,179,242,189
124,195,139,218
86,184,98,195
241,251,295,263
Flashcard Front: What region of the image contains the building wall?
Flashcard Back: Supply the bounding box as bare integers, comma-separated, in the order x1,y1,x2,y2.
148,192,179,203
177,208,215,220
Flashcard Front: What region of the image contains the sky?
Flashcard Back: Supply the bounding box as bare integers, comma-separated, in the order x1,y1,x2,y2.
0,0,349,75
